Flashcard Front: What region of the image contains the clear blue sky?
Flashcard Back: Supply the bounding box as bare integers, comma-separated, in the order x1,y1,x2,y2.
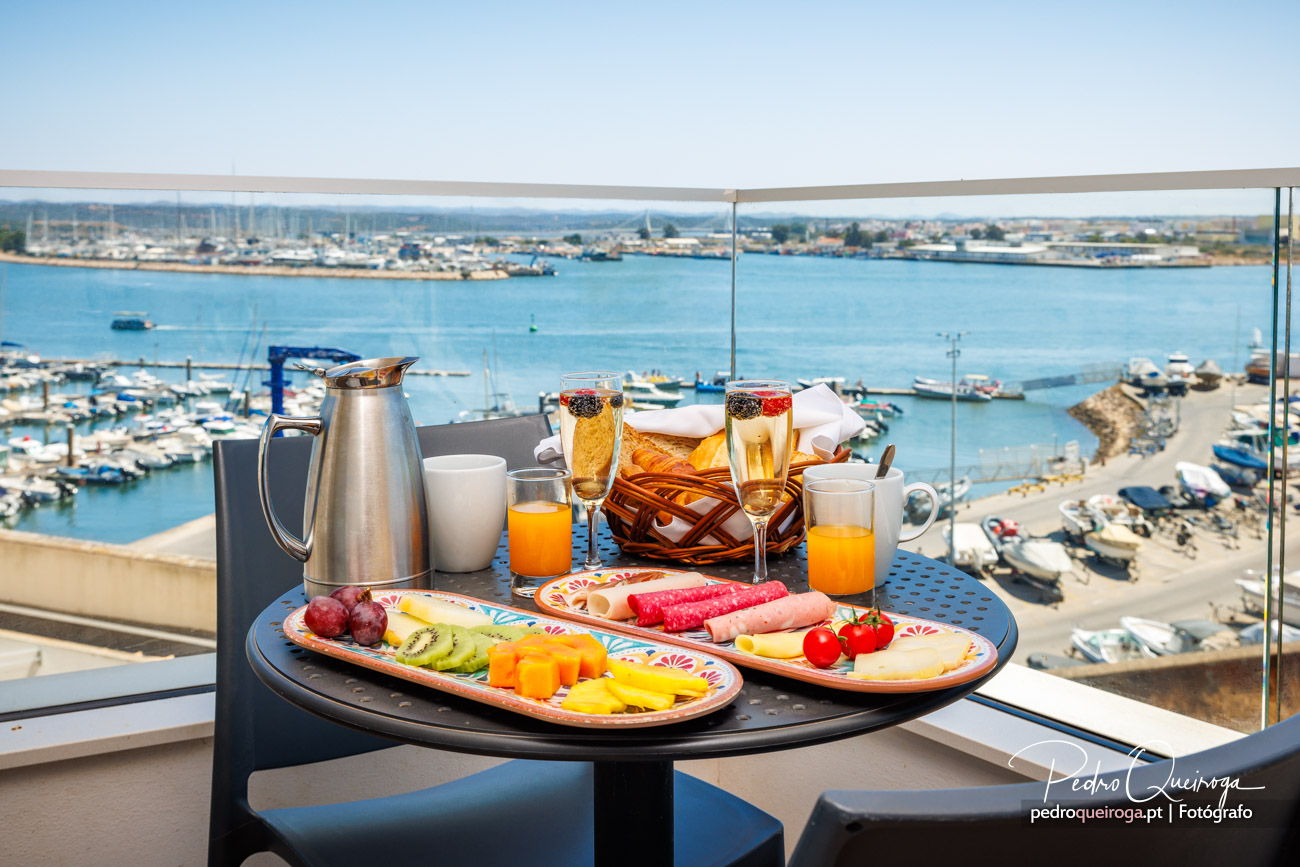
2,0,1295,215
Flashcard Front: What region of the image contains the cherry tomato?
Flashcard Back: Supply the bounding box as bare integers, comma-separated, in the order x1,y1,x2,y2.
837,621,877,659
802,627,843,668
872,609,895,649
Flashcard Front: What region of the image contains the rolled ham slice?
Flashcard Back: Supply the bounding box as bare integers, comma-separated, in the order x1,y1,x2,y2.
661,581,788,633
704,591,836,644
587,572,706,620
561,570,666,609
629,583,742,627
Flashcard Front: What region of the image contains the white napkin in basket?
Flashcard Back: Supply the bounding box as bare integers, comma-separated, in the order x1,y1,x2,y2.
532,383,864,463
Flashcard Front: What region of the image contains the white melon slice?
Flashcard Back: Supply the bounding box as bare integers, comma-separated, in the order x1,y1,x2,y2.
889,631,973,672
848,647,945,681
397,595,492,629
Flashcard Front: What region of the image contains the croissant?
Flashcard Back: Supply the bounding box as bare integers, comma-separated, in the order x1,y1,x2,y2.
632,448,698,476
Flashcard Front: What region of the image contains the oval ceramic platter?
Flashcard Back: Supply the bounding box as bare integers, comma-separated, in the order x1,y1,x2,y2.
282,590,742,729
535,569,998,694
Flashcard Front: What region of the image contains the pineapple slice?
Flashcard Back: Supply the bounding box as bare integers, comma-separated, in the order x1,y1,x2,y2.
607,659,709,695
383,610,433,647
605,680,676,711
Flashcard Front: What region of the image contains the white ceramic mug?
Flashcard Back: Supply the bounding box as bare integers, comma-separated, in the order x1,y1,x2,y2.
802,464,939,579
422,454,508,573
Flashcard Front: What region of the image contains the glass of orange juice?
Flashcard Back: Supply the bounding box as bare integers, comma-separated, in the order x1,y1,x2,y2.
506,468,573,596
804,479,876,602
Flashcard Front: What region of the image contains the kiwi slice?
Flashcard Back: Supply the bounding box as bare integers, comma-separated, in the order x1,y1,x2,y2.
451,633,495,674
396,625,453,667
470,624,525,644
432,626,476,671
518,626,549,636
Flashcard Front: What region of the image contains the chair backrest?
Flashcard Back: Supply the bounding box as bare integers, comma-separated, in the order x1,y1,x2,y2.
788,710,1300,867
209,414,551,864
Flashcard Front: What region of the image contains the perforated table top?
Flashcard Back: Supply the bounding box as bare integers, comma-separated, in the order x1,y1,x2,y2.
248,530,1017,762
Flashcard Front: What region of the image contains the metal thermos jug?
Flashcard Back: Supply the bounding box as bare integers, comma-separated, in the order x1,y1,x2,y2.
257,356,431,598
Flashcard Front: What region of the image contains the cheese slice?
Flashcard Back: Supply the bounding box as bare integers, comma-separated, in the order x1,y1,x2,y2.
889,631,973,672
734,630,813,660
397,595,492,629
848,647,945,681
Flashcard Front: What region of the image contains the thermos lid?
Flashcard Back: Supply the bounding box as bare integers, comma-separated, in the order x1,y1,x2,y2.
323,356,419,389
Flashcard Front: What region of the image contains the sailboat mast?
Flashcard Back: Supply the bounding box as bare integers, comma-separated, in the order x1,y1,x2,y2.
483,349,491,419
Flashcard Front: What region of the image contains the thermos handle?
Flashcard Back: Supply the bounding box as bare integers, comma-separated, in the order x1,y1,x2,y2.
257,413,323,563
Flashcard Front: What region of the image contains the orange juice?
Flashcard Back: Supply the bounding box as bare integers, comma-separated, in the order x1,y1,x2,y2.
806,524,875,595
508,501,572,577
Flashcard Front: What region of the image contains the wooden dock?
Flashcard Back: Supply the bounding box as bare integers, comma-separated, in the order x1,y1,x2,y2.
842,385,1025,400
44,358,472,377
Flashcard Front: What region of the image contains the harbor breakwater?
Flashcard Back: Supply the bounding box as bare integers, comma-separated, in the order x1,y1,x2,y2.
0,251,506,280
1068,384,1146,462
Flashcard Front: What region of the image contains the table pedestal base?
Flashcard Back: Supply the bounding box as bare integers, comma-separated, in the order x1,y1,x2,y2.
594,760,673,864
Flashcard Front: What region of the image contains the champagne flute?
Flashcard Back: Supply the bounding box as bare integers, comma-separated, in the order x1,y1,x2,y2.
724,380,793,583
558,370,624,570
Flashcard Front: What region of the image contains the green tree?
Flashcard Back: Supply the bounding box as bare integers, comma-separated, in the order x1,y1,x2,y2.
843,222,870,248
0,224,25,253
984,223,1005,241
563,233,583,245
873,229,889,243
790,223,808,241
663,223,679,238
475,236,500,246
970,227,983,240
770,224,791,244
637,227,650,240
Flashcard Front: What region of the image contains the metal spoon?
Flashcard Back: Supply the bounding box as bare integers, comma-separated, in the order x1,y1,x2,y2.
875,444,896,479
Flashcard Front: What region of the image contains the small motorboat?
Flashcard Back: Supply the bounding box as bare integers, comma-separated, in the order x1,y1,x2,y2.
693,371,729,393
1087,494,1153,536
943,522,998,574
919,476,970,519
1193,359,1224,390
1234,573,1300,627
1212,443,1268,471
913,376,994,402
1238,621,1300,645
1177,461,1231,507
796,376,846,391
1071,627,1157,664
981,515,1074,586
1213,462,1259,488
1085,522,1143,563
1118,486,1174,520
1166,351,1195,380
1120,617,1238,656
1059,499,1098,540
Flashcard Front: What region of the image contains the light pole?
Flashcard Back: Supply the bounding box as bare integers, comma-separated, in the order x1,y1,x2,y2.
938,331,968,566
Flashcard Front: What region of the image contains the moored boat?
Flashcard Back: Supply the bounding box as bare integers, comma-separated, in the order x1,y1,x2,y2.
1176,461,1231,507
1193,358,1223,389
981,515,1073,586
913,376,993,402
942,522,998,574
1071,627,1157,664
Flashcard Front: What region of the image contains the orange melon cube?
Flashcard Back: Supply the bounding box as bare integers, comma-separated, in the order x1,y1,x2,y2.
565,634,608,679
515,653,560,700
539,642,582,686
487,645,519,689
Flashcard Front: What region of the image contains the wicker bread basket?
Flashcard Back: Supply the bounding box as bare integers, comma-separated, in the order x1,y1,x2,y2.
601,449,852,565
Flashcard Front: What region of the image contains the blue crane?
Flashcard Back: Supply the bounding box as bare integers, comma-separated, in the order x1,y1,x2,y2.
266,345,361,415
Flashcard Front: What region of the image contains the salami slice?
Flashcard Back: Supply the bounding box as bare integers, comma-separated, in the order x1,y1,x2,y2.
629,583,742,627
704,591,836,644
661,581,788,633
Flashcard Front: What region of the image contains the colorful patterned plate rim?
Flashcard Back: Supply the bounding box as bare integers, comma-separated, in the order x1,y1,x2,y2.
534,569,999,694
281,590,743,729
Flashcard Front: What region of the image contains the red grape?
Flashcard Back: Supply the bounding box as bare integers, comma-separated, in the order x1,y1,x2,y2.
304,596,348,637
329,585,370,613
349,600,388,646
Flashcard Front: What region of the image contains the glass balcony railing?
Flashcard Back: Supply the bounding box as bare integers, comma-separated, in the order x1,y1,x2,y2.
0,168,1295,745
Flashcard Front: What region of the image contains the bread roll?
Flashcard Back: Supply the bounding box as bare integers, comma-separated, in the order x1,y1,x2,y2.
688,432,727,471
644,432,699,461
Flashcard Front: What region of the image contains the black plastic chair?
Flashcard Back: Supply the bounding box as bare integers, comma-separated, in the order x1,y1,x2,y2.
788,710,1300,867
210,415,783,867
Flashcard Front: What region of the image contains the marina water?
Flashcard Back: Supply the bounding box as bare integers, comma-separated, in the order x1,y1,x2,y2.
1,255,1277,543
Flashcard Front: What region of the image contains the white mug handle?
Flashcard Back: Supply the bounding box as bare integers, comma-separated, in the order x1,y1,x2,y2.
898,481,940,542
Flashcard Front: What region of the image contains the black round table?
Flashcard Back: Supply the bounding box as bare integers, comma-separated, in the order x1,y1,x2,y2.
248,529,1017,863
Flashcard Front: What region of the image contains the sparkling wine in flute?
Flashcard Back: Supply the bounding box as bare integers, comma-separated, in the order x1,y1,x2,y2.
558,387,624,505
558,372,625,571
724,382,793,583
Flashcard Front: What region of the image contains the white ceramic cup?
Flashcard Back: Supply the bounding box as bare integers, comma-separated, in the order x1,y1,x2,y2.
422,454,508,573
802,463,939,579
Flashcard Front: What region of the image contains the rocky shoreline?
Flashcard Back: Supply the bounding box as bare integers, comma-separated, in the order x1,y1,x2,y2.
1069,383,1146,462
